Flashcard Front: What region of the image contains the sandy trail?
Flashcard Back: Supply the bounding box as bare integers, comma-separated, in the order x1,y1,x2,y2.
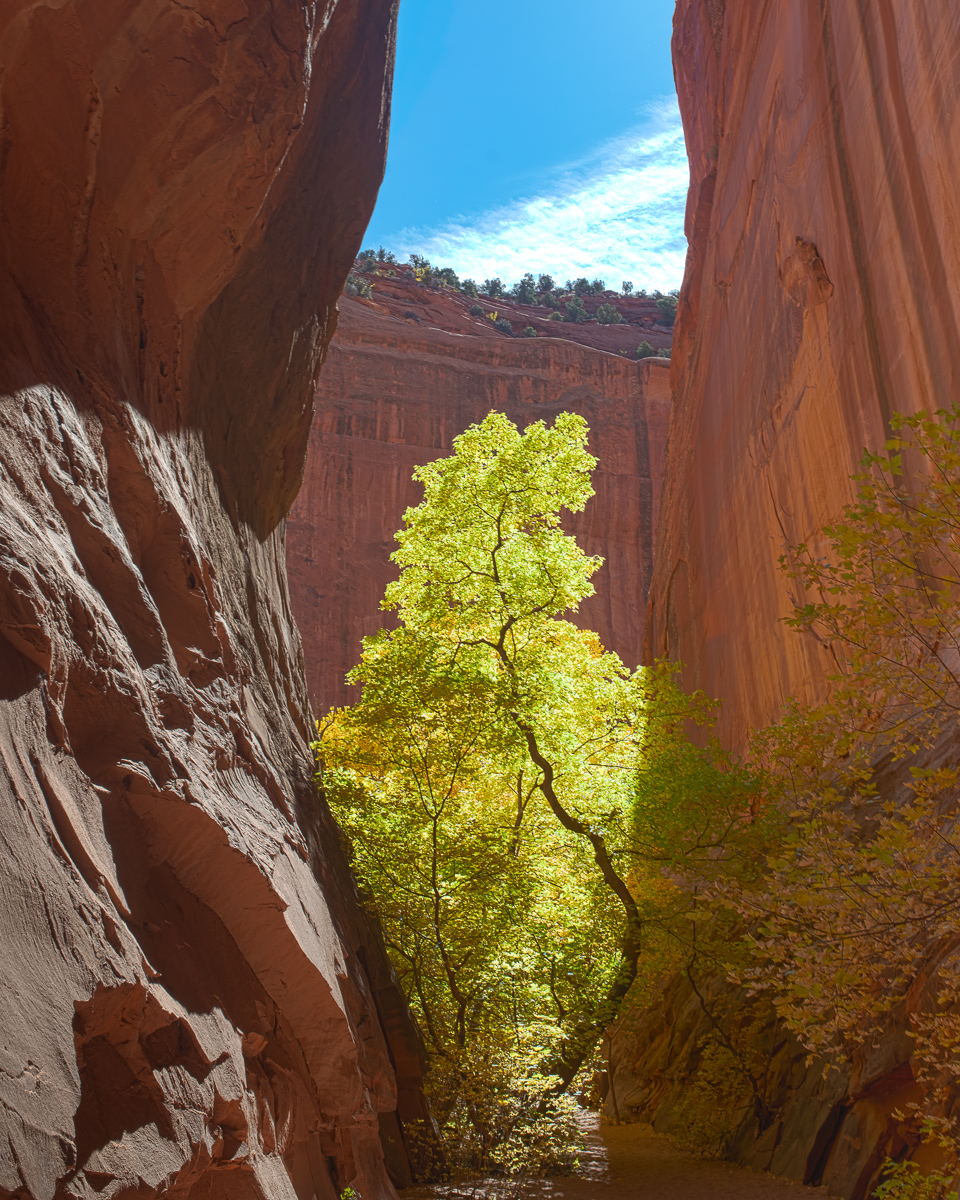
546,1118,825,1200
409,1117,827,1200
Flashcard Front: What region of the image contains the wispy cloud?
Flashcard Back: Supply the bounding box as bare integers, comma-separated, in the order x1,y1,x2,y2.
380,99,689,292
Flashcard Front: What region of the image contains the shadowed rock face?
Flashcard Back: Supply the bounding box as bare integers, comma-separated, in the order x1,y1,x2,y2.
613,4,960,1198
286,285,671,713
0,2,430,1198
649,0,960,752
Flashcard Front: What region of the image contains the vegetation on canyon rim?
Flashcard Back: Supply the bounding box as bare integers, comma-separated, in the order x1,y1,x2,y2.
345,246,680,347
315,408,960,1195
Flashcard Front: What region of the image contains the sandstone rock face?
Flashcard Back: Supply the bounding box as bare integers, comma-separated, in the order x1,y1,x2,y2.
649,0,960,751
614,4,960,1197
286,279,671,713
0,3,427,1198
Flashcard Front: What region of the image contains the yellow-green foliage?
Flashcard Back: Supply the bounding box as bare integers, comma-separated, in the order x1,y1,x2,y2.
874,1161,958,1200
716,409,960,1180
316,412,765,1173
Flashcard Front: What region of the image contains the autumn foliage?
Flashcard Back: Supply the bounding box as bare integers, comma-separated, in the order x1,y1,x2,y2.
316,407,960,1195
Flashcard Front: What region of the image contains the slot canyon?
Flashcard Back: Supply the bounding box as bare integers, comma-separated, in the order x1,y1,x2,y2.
1,2,959,1200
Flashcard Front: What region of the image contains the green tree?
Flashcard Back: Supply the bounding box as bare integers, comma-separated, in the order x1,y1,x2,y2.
523,326,537,337
317,414,764,1172
589,277,606,294
537,273,556,295
596,303,623,325
564,297,589,323
461,279,479,297
483,277,505,298
572,277,591,296
621,281,634,296
469,303,484,316
513,273,538,304
656,293,678,325
320,416,646,1082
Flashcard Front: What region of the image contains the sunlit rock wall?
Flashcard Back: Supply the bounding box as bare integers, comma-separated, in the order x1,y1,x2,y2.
649,0,960,749
0,3,428,1198
286,297,671,712
614,4,960,1198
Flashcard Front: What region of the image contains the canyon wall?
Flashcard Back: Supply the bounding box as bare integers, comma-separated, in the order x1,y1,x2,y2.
286,278,671,713
649,0,960,750
0,3,429,1199
613,3,960,1198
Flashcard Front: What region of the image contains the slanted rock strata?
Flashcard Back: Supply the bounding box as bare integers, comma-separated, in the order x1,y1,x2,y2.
0,3,426,1198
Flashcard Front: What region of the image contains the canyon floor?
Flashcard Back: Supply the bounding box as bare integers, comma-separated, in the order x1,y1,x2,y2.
410,1116,827,1200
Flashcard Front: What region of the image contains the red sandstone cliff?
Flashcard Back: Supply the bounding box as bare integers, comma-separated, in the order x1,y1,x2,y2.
650,0,960,750
612,4,960,1197
0,3,426,1198
286,277,671,713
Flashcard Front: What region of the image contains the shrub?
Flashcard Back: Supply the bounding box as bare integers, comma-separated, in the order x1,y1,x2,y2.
409,253,431,271
564,297,589,323
549,311,563,321
537,273,555,295
657,347,671,359
636,341,656,359
873,1161,958,1200
543,292,560,309
483,277,505,297
461,278,479,297
469,303,484,316
494,317,513,334
424,1045,585,1180
342,273,373,299
596,303,623,325
523,326,537,337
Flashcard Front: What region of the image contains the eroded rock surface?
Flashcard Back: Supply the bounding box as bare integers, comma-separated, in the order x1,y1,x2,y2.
0,3,426,1198
613,4,960,1197
286,278,671,712
649,0,960,749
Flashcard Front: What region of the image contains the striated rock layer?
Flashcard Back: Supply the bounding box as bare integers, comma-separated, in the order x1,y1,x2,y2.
286,284,671,713
649,0,960,749
0,3,429,1199
613,4,960,1198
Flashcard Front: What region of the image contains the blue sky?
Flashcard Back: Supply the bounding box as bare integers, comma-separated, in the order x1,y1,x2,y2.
364,0,687,292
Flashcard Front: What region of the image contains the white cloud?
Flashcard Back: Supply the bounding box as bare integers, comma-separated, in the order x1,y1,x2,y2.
380,98,689,292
